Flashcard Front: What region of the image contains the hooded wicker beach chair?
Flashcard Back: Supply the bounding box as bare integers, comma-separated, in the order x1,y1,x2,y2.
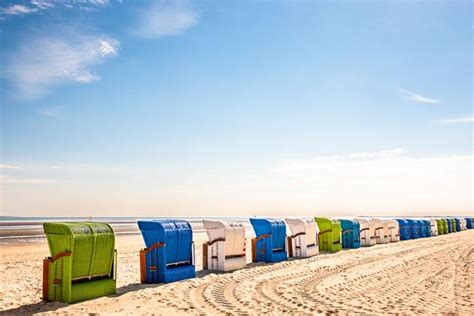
436,219,445,234
447,218,456,233
42,222,117,304
315,217,342,252
138,220,195,284
338,219,361,249
446,218,453,233
466,217,473,229
384,219,400,242
285,218,319,257
395,219,410,240
454,218,467,231
356,218,377,246
202,220,246,272
406,219,419,239
419,220,431,237
250,218,288,263
429,218,438,236
371,218,389,244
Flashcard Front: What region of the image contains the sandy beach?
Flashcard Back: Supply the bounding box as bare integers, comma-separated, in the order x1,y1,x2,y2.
0,229,472,315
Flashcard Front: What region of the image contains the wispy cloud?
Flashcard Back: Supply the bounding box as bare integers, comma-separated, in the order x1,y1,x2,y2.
0,164,21,170
131,0,198,39
437,116,474,125
5,31,119,100
0,175,62,184
1,4,38,15
400,88,439,104
38,107,62,118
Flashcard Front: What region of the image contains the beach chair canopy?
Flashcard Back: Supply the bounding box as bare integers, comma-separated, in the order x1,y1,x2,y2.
202,220,246,259
285,218,319,257
315,217,342,252
138,220,193,265
338,219,361,249
42,222,117,303
395,219,410,240
250,218,287,263
250,218,286,251
138,220,195,283
44,222,115,280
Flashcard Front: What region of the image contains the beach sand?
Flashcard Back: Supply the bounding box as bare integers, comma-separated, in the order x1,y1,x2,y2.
0,230,473,315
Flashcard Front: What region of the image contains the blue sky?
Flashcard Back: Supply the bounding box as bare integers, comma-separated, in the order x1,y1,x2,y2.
0,0,472,217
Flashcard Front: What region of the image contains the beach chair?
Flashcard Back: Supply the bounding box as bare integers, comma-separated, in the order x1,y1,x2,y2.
441,219,449,234
415,220,425,237
406,219,419,239
454,218,467,231
202,220,246,272
356,218,377,246
395,219,410,240
138,220,196,284
42,222,117,304
420,220,431,237
436,219,445,234
429,219,438,236
338,219,361,249
466,217,473,229
372,219,389,244
448,218,457,232
445,218,453,233
315,217,342,252
384,219,400,242
250,218,288,263
285,218,319,257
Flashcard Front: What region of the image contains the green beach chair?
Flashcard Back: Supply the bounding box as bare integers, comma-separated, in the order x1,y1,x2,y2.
436,219,445,234
315,217,342,253
42,222,117,303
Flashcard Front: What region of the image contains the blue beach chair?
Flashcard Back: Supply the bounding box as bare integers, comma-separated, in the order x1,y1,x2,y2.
395,219,410,240
250,218,288,263
406,219,419,239
138,220,196,284
466,217,473,229
445,218,453,233
338,219,361,249
420,220,431,237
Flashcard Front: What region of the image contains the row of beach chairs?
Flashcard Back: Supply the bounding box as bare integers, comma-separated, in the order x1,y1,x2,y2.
42,216,473,303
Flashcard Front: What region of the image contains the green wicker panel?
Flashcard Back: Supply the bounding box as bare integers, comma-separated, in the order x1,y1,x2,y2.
70,278,116,303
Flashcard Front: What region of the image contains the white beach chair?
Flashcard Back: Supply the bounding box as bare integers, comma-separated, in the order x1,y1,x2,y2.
356,218,377,246
285,218,319,258
372,218,389,244
384,219,400,242
429,218,438,236
202,220,247,272
459,218,467,230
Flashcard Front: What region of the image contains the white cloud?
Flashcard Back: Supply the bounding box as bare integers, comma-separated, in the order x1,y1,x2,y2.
132,0,198,39
0,175,61,184
5,32,119,100
400,88,439,104
0,164,21,169
1,4,37,15
438,116,474,125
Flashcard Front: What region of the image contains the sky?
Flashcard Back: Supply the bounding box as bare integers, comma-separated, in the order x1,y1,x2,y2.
0,0,472,217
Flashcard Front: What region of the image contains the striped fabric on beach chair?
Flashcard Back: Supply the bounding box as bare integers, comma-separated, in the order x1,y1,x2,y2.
42,222,117,304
